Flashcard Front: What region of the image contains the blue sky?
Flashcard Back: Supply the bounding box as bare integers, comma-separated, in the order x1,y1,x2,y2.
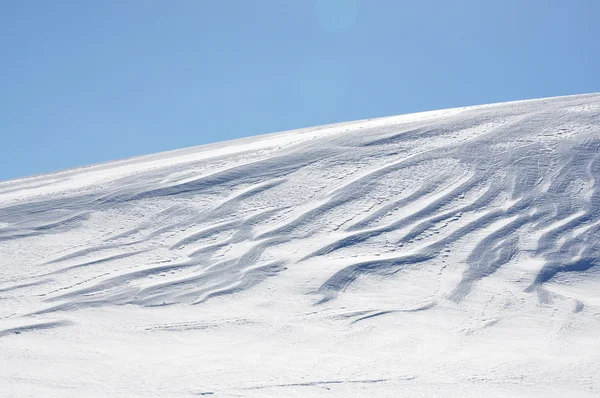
1,0,599,181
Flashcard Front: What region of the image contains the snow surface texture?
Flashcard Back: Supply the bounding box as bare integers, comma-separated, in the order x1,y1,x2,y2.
1,93,600,397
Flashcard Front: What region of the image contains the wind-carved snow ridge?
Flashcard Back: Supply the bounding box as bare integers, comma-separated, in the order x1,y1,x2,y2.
1,94,600,397
1,94,599,312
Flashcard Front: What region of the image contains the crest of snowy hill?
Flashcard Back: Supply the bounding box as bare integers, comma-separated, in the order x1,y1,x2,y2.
1,93,600,397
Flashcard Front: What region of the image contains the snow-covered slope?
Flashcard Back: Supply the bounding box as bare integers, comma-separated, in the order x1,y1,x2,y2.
1,94,600,397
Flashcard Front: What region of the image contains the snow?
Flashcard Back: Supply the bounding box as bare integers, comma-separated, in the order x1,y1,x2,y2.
1,93,600,397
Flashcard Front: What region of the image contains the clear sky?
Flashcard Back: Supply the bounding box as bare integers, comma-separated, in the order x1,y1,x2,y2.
1,0,599,181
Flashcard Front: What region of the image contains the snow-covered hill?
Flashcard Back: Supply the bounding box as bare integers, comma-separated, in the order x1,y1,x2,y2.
1,93,600,397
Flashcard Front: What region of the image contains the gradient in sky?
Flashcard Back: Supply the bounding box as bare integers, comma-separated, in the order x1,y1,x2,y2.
1,0,599,180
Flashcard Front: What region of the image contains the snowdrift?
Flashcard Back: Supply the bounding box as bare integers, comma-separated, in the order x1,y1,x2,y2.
1,93,600,397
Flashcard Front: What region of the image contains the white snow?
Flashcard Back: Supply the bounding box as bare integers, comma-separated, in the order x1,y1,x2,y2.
1,93,600,397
